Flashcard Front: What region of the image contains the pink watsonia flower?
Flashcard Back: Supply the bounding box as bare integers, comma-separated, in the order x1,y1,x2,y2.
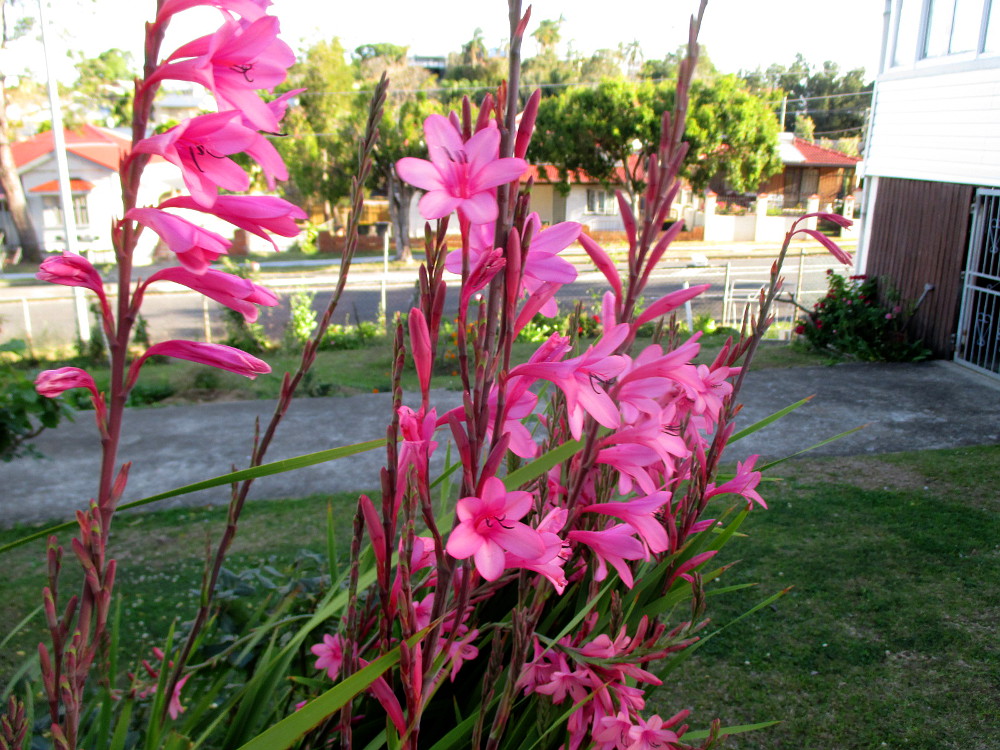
625,714,683,750
568,524,646,588
635,284,711,326
445,213,579,316
594,708,635,750
408,308,433,396
242,130,289,190
444,625,479,682
132,112,257,207
159,194,306,252
395,114,527,224
504,507,569,593
151,15,295,133
705,455,766,509
126,208,230,274
36,254,110,316
143,267,277,323
583,493,671,556
35,367,105,420
310,633,345,680
128,340,269,388
168,674,190,721
445,476,545,581
157,0,271,23
511,324,630,440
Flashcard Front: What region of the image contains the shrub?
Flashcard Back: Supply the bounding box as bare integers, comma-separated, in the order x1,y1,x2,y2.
0,341,74,461
795,271,930,361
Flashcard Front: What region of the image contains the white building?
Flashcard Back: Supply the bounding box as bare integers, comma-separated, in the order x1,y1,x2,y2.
860,0,1000,376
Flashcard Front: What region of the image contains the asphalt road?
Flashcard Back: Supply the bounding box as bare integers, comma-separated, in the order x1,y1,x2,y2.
0,253,837,348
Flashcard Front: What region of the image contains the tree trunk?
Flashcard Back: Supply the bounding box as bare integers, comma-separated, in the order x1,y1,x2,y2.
388,166,413,263
0,75,41,263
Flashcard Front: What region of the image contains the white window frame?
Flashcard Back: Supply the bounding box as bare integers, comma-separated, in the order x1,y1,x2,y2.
585,188,617,215
890,0,997,68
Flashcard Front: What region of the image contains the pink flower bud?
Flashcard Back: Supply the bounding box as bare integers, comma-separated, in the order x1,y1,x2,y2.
35,367,98,399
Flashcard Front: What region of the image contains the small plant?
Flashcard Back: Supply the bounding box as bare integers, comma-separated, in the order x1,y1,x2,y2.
219,259,272,354
284,290,317,348
0,340,73,460
795,271,930,361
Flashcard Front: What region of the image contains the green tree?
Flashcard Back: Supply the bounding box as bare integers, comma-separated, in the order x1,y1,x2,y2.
71,48,135,126
741,53,872,137
275,38,357,225
529,75,781,204
0,0,41,263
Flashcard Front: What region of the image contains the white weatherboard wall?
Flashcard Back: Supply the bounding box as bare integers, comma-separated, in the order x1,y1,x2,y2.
865,63,1000,187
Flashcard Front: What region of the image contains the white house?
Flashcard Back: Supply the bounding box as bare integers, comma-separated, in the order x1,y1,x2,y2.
9,124,181,263
859,0,1000,376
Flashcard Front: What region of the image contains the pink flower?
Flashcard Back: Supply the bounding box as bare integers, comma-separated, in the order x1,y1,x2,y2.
36,253,108,307
128,340,269,388
792,224,853,265
504,507,569,593
168,675,190,720
152,15,294,133
159,194,306,251
636,285,711,326
132,112,256,207
705,455,766,509
625,714,682,750
144,267,278,323
446,476,545,581
396,114,527,224
157,0,271,23
126,208,230,273
408,308,433,396
583,493,670,555
310,633,345,680
511,324,630,439
35,366,99,400
445,213,579,316
568,525,646,588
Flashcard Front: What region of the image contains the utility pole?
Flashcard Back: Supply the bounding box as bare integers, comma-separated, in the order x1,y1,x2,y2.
38,0,90,342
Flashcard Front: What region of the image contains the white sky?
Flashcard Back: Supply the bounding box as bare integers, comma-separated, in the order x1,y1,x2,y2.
20,0,886,84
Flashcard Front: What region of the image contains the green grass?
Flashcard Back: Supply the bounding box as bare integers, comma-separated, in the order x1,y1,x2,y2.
657,445,1000,750
15,333,832,410
2,445,996,750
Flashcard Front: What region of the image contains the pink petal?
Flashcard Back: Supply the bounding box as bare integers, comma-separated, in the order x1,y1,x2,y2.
418,190,463,220
460,191,499,224
446,523,483,559
474,539,506,581
495,523,545,561
472,157,528,191
396,157,444,192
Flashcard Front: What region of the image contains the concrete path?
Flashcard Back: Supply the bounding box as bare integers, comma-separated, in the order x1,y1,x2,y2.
3,361,998,527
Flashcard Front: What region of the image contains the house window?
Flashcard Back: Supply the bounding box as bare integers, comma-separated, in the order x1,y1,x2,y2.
42,195,89,228
892,0,996,65
586,189,617,215
924,0,982,57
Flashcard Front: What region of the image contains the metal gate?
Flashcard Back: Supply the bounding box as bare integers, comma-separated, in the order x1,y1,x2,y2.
955,188,1000,377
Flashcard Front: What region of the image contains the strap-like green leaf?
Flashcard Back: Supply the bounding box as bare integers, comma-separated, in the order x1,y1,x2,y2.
504,439,583,490
0,438,385,555
236,634,422,750
729,395,814,443
684,720,781,741
758,424,867,471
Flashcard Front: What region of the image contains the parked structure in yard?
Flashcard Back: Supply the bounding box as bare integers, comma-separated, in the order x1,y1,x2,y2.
859,0,999,376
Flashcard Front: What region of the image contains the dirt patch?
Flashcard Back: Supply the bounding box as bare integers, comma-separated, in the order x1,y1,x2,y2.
781,455,932,493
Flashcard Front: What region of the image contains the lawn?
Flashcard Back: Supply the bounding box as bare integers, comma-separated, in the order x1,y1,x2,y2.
2,445,996,750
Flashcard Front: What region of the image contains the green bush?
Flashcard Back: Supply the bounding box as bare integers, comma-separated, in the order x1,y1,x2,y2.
284,290,318,348
795,271,930,361
0,341,74,461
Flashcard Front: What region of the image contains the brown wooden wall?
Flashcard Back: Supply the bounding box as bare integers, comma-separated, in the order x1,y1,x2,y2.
866,177,974,356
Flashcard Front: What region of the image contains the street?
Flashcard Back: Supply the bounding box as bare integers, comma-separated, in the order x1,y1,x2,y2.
0,250,839,349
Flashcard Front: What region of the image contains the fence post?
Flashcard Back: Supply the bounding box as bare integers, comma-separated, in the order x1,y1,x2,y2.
683,280,694,333
703,190,717,243
722,262,731,327
805,194,820,230
754,193,770,243
202,296,212,343
21,297,33,353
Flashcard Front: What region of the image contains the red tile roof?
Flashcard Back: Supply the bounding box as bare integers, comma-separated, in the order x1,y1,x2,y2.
791,137,861,167
526,154,647,185
12,124,133,172
29,179,95,193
